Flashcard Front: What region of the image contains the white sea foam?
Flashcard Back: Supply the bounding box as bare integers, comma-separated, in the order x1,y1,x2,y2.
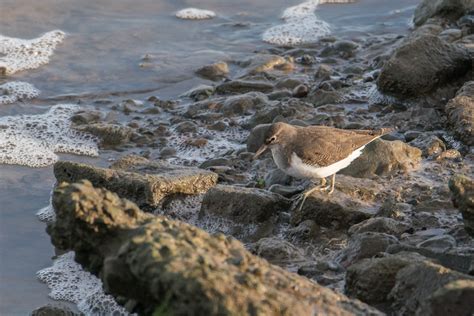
37,201,55,223
263,0,354,46
37,252,133,316
0,30,65,75
0,81,40,104
167,125,247,164
0,104,99,168
176,8,216,20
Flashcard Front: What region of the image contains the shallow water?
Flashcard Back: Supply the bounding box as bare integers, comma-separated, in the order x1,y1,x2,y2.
0,0,418,314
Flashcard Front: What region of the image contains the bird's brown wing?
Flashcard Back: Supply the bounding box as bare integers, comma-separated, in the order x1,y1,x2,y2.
292,126,392,167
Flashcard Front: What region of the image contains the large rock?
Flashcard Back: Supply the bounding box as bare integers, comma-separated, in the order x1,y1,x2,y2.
48,180,383,316
290,190,372,229
377,35,471,98
337,232,400,267
417,279,474,316
449,174,474,236
246,124,271,153
195,61,229,81
445,81,474,146
200,185,291,223
345,253,421,304
341,139,422,178
389,260,474,315
54,156,217,209
216,80,274,94
414,0,474,26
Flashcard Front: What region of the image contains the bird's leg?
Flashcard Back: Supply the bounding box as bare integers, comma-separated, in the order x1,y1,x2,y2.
328,174,336,194
295,178,326,212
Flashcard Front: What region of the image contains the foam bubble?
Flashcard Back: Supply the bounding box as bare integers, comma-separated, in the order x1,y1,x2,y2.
0,81,40,104
0,30,65,75
176,8,216,20
263,0,354,46
37,201,55,223
37,252,133,316
0,104,99,168
167,125,247,164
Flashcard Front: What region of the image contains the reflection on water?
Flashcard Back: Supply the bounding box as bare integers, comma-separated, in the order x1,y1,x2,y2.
0,0,418,313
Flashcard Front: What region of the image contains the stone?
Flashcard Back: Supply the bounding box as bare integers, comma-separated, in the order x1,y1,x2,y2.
376,200,412,221
287,219,319,241
246,124,271,153
315,64,333,80
320,40,359,59
377,35,471,98
345,253,421,304
290,190,372,229
292,84,309,98
47,180,382,316
195,61,229,80
54,157,217,209
174,121,198,133
31,305,79,316
250,237,305,264
240,54,293,75
414,0,474,26
185,84,215,101
216,80,274,94
389,260,474,315
74,123,133,147
337,232,399,267
348,217,410,238
200,185,291,223
445,81,474,146
268,185,303,198
417,279,474,316
341,139,422,178
416,234,457,252
409,134,446,157
222,92,267,115
307,89,343,107
449,174,474,236
70,110,103,125
244,106,296,129
264,168,292,187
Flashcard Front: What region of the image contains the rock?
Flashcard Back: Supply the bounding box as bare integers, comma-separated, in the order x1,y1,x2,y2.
200,185,291,223
287,219,319,241
275,78,304,90
348,217,410,238
185,84,215,101
320,40,359,59
409,134,446,157
389,260,474,315
449,174,474,236
70,110,103,125
307,89,343,107
377,35,471,98
264,168,292,187
222,92,267,115
376,200,412,221
445,81,474,146
290,190,373,229
268,184,304,198
345,253,422,304
240,54,293,75
439,28,463,42
417,279,474,316
216,80,274,94
48,181,382,316
195,62,229,80
175,121,198,133
74,123,133,146
417,234,457,252
341,139,422,178
414,0,474,26
54,157,217,208
292,84,309,98
315,64,333,80
244,105,296,129
250,237,304,264
31,304,79,316
337,232,399,267
246,124,271,152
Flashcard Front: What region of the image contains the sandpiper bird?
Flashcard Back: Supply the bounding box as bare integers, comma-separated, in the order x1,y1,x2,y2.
253,122,393,211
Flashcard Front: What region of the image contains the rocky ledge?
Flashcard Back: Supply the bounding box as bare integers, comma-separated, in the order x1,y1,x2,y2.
47,180,382,316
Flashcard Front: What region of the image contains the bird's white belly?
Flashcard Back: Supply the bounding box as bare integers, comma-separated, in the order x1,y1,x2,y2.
286,146,365,179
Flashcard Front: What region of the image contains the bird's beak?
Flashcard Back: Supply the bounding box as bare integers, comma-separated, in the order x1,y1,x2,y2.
253,144,268,160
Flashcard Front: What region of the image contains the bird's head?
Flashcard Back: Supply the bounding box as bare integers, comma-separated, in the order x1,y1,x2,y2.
253,122,292,160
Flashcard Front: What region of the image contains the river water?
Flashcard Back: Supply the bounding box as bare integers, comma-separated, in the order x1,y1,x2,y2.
0,0,417,314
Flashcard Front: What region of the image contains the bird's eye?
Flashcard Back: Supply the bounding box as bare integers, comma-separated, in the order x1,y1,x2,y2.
269,136,276,143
